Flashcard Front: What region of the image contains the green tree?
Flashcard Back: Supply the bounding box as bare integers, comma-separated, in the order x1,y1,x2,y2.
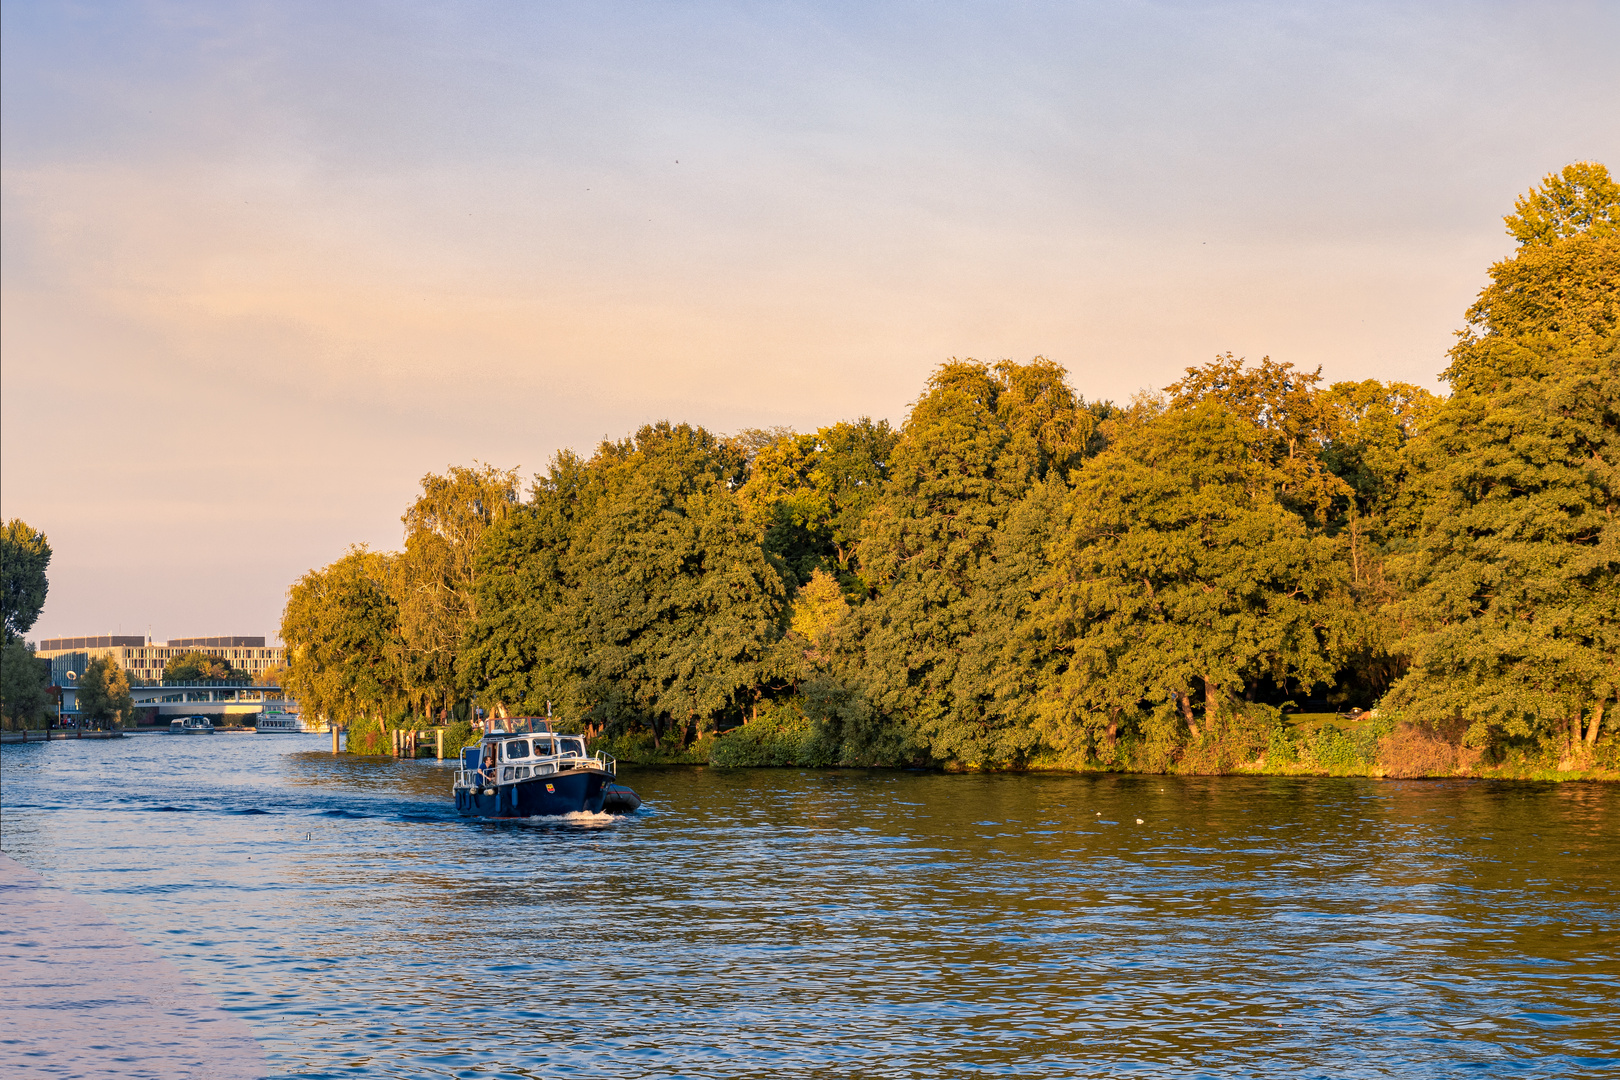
78,655,136,729
281,547,405,728
1166,355,1410,708
1503,161,1619,247
0,636,52,728
1165,354,1349,527
393,464,520,720
1315,379,1442,699
459,451,596,717
739,417,897,591
1320,379,1440,544
163,652,244,682
853,358,1090,765
1388,164,1619,754
1387,354,1619,753
558,422,788,746
1031,402,1355,765
1,519,51,641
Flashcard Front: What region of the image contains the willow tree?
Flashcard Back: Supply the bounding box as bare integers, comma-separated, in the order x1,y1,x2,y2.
1387,162,1619,754
392,464,519,720
281,547,405,727
1032,402,1354,762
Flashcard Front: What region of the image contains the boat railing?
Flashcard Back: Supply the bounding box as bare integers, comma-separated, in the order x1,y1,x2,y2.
455,751,616,789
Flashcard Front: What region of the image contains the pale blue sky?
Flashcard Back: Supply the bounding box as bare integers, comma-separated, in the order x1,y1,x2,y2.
3,1,1617,641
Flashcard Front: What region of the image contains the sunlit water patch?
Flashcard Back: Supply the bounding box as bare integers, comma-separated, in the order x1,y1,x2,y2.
2,735,1617,1078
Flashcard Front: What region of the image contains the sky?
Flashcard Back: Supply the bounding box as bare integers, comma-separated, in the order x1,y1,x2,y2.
3,1,1618,645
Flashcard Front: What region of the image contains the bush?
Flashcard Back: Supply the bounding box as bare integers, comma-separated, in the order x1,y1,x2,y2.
443,719,476,756
1378,720,1462,777
344,716,390,755
709,703,838,767
591,727,708,765
1267,721,1299,766
1125,703,1184,774
1179,705,1281,773
1296,717,1393,771
1308,724,1356,769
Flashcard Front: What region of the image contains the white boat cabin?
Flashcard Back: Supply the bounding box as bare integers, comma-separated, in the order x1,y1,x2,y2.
454,719,614,790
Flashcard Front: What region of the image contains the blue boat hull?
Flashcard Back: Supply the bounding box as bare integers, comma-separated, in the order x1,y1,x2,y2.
455,770,608,818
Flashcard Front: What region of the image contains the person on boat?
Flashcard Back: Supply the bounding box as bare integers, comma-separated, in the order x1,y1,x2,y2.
481,744,497,786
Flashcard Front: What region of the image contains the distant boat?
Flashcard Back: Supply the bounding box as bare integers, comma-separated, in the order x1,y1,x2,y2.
256,707,304,734
169,716,215,735
453,717,639,817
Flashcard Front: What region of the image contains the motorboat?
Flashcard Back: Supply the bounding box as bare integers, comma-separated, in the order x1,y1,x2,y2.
169,716,216,734
453,717,640,817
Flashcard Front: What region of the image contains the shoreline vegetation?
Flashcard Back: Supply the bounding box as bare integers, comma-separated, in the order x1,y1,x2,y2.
594,708,1620,782
275,164,1619,785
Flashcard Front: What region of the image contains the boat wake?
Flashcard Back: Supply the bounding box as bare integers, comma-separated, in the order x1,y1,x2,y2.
497,810,622,826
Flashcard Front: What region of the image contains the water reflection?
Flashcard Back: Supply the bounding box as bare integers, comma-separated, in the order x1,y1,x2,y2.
2,737,1616,1078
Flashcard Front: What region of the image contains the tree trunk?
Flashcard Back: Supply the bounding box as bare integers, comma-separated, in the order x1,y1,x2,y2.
1588,699,1607,745
650,717,662,750
1176,690,1201,739
1203,675,1220,726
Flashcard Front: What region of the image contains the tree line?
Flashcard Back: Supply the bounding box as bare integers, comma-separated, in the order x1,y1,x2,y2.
281,164,1618,772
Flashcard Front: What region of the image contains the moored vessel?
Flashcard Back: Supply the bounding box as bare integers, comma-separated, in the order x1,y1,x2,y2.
255,707,304,733
168,715,216,734
453,718,638,818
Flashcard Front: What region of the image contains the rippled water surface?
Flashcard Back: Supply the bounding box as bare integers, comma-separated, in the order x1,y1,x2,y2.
2,734,1617,1078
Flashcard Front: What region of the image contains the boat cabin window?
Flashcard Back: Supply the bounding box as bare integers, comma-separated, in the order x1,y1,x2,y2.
502,740,529,760
532,738,555,757
560,738,585,757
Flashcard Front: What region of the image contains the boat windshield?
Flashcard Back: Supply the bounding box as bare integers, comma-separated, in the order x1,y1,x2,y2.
561,738,585,756
532,738,555,757
503,740,529,759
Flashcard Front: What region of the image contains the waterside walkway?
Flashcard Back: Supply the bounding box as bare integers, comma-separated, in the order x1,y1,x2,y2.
1,731,125,743
0,854,265,1079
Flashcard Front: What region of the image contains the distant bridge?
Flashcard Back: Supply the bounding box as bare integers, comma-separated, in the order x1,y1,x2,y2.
58,683,300,725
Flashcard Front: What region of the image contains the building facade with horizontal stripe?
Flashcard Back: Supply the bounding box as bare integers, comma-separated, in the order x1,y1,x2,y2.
33,636,284,686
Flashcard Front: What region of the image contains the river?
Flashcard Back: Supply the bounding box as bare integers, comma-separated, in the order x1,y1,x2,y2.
1,734,1615,1078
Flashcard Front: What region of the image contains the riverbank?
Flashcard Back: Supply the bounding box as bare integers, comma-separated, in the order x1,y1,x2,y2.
0,726,260,742
0,728,125,742
593,710,1620,782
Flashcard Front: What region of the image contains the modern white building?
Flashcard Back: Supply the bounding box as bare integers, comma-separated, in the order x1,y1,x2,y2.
35,635,284,687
